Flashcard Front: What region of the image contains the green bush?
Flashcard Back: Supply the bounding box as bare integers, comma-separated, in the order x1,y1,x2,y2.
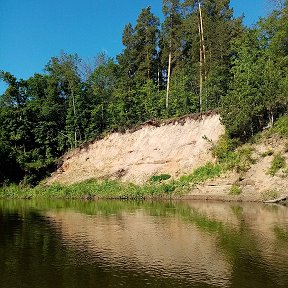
180,163,222,184
212,134,239,162
233,147,255,173
149,174,171,182
260,149,274,157
229,184,242,195
211,134,256,173
269,153,286,176
270,115,288,137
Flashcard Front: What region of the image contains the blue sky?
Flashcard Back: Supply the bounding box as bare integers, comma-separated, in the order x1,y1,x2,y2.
0,0,269,93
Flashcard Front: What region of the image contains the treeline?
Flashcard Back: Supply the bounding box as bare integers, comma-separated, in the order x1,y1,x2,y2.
0,0,287,185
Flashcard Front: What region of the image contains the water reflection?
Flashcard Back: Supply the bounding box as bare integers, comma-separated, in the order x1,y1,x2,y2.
0,200,287,288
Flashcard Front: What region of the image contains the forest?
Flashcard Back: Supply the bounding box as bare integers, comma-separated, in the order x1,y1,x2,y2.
0,0,287,186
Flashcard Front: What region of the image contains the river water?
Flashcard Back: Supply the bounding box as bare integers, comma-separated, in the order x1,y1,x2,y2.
0,200,287,288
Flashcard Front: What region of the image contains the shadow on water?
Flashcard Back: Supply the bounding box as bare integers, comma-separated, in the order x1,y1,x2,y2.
0,199,287,288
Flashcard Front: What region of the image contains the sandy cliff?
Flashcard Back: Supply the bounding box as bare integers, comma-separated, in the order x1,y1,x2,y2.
47,112,224,185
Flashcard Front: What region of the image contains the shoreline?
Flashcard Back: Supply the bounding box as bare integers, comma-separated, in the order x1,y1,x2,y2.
1,187,286,205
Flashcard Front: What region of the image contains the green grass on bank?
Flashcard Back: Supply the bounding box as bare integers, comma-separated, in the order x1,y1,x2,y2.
269,153,286,176
0,161,226,200
0,156,242,200
0,144,253,200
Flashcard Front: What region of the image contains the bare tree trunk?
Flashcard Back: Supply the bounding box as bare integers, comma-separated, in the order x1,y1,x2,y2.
166,48,172,110
198,1,206,76
198,22,203,112
71,89,77,148
157,65,160,92
269,109,274,128
69,81,79,148
146,41,150,80
198,1,206,112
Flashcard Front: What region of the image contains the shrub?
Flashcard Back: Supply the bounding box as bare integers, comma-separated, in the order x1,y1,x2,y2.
270,115,288,137
269,153,286,176
212,134,239,162
261,189,279,201
233,147,255,173
211,135,256,172
180,163,222,184
260,149,274,157
229,184,242,195
149,174,171,182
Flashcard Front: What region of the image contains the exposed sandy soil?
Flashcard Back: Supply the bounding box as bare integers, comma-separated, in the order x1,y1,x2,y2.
46,112,288,202
185,137,288,202
47,111,224,185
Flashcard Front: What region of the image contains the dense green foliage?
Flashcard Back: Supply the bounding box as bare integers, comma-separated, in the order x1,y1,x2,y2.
1,0,288,185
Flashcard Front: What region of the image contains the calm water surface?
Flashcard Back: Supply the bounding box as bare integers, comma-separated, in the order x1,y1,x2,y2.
0,200,287,288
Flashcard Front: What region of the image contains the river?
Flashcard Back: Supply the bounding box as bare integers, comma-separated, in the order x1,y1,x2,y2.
0,200,287,288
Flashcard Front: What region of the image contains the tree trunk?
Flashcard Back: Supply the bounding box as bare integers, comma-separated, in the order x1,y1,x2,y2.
198,2,206,79
157,65,160,92
69,82,77,148
197,1,206,112
71,90,77,148
198,21,203,112
166,48,172,110
198,3,206,61
146,39,150,80
269,109,274,128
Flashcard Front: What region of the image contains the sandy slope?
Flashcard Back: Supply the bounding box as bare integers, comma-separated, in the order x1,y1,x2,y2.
185,138,288,202
46,112,288,203
47,112,224,185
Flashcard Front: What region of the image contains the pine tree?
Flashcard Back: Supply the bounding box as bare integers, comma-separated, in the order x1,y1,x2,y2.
161,0,183,111
134,6,160,85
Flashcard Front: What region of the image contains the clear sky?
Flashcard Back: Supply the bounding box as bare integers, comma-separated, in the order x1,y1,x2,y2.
0,0,270,93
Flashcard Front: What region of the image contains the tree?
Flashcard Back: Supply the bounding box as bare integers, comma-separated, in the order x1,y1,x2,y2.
182,0,243,111
86,58,119,137
220,29,265,139
162,0,183,111
221,4,288,140
117,23,137,88
134,6,160,85
45,52,83,148
0,71,27,107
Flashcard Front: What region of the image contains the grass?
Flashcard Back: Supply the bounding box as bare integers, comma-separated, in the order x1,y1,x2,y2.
0,179,177,200
268,153,286,176
270,115,288,137
261,189,280,201
260,149,274,157
0,162,226,200
229,184,242,196
179,162,223,185
149,174,171,182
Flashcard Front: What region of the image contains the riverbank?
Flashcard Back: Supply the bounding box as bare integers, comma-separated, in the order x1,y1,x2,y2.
1,147,287,203
1,116,288,203
0,162,222,200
